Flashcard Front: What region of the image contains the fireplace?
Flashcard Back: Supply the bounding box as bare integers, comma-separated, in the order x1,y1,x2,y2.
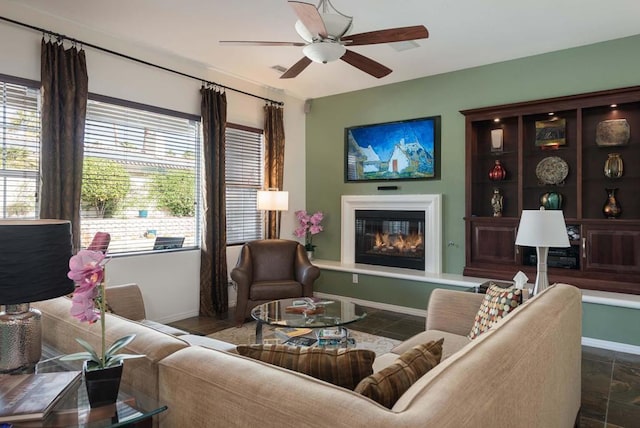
355,210,425,270
341,194,442,274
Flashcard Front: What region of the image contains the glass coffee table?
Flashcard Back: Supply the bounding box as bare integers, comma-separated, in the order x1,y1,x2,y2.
250,297,367,345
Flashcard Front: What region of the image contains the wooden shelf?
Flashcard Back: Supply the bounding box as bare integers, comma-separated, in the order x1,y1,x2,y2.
462,85,640,295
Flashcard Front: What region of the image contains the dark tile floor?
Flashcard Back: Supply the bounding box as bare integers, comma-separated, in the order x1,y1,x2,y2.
169,306,640,427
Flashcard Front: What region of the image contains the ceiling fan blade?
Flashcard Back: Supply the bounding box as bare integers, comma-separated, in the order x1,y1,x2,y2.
288,1,328,39
219,40,306,47
340,50,392,79
342,25,429,46
280,57,313,79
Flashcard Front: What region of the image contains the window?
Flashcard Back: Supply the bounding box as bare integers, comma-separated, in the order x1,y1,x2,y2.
0,76,40,220
225,124,264,244
81,95,201,254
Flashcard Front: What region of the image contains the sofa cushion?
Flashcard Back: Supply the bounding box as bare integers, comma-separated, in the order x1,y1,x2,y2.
354,339,443,409
387,330,470,365
468,283,522,339
236,344,374,390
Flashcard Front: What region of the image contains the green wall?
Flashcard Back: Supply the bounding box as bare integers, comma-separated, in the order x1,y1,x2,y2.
306,34,640,347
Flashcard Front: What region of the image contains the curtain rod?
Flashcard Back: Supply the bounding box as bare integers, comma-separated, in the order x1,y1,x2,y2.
0,15,284,106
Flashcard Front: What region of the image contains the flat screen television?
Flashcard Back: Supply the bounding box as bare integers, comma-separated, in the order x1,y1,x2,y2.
344,115,441,182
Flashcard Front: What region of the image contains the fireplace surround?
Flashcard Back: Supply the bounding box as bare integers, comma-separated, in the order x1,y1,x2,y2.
341,194,442,274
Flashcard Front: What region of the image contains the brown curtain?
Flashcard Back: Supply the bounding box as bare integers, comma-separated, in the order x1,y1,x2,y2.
264,104,286,239
200,86,228,318
39,38,88,253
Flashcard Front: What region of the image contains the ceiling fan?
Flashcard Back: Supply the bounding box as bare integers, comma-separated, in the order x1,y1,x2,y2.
219,0,429,79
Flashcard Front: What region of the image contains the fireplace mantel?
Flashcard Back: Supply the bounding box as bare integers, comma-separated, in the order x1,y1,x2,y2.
341,194,442,274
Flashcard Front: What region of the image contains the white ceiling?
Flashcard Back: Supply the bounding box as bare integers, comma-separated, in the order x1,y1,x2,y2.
7,0,640,100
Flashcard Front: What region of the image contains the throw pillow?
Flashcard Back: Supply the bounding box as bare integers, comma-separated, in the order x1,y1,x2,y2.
236,344,375,390
468,282,522,340
354,339,444,409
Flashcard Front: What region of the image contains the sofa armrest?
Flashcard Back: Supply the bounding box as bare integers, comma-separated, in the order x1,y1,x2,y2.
294,244,320,296
104,283,146,321
426,289,485,336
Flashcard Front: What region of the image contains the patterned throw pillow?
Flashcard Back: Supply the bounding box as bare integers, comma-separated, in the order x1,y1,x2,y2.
468,282,522,340
354,339,444,409
236,344,375,390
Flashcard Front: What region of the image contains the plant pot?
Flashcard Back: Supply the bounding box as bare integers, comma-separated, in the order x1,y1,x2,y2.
83,361,123,408
138,209,148,218
306,250,314,261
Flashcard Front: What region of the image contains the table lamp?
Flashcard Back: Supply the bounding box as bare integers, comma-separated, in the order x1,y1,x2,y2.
515,208,570,296
257,189,289,238
0,219,74,373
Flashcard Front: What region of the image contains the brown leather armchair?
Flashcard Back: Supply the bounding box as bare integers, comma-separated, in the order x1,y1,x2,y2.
231,239,320,326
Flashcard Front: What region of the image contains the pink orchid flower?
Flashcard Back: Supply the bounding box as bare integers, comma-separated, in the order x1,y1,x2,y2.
70,287,100,323
68,249,106,289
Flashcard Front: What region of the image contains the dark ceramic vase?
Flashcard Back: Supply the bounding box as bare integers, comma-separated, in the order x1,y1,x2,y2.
540,192,563,210
603,188,622,219
83,361,123,408
488,160,506,181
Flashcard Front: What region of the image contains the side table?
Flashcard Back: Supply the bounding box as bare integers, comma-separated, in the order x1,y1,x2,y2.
7,344,168,428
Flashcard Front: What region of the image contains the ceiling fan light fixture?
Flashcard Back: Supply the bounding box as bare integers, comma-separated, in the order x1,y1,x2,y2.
295,14,351,42
303,42,346,64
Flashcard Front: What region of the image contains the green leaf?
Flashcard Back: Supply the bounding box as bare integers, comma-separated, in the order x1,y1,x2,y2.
74,338,100,362
105,334,136,357
59,351,94,362
106,353,145,367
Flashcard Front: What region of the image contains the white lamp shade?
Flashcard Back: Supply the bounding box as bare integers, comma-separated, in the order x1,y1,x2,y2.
515,209,570,248
303,42,346,64
257,190,289,211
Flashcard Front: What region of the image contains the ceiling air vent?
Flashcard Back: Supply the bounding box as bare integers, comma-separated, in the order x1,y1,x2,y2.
271,65,288,74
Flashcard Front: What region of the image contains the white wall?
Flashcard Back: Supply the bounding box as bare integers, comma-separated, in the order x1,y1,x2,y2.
0,2,307,322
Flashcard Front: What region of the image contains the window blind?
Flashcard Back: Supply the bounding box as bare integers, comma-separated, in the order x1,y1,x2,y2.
82,96,201,254
225,125,264,244
0,79,40,220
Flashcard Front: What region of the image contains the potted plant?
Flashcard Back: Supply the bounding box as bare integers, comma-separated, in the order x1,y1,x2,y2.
60,250,144,407
294,210,324,260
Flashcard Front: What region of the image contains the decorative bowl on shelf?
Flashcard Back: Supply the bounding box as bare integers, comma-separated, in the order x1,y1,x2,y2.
535,156,569,185
595,119,630,147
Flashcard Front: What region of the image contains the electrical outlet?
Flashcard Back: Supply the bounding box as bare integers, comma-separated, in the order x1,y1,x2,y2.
352,274,358,284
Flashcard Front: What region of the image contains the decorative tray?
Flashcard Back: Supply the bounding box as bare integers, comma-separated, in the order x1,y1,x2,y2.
535,156,568,185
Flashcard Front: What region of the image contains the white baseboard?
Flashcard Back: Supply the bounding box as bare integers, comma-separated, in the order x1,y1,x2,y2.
582,337,640,355
313,292,427,318
155,309,200,324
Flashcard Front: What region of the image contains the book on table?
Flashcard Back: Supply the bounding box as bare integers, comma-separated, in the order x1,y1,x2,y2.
0,370,82,423
274,327,313,341
283,336,318,347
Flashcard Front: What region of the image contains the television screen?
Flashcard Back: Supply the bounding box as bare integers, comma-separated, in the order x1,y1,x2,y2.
345,116,441,182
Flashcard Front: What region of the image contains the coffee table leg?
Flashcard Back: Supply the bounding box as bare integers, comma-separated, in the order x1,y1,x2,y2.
255,321,263,344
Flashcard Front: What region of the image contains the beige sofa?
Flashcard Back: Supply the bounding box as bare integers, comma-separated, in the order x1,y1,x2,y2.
35,283,582,427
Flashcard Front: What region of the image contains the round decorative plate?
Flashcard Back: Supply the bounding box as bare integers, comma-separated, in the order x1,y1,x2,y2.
536,156,568,185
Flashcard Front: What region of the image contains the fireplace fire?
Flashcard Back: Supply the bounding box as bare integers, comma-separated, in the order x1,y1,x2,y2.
355,210,425,270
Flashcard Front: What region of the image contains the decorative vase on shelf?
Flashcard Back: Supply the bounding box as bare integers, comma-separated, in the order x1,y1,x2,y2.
540,192,563,210
488,160,506,181
491,188,503,217
604,153,624,179
603,188,622,219
83,360,123,408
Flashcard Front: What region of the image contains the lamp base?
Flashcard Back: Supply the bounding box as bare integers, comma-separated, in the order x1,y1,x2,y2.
533,247,550,296
0,303,42,374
